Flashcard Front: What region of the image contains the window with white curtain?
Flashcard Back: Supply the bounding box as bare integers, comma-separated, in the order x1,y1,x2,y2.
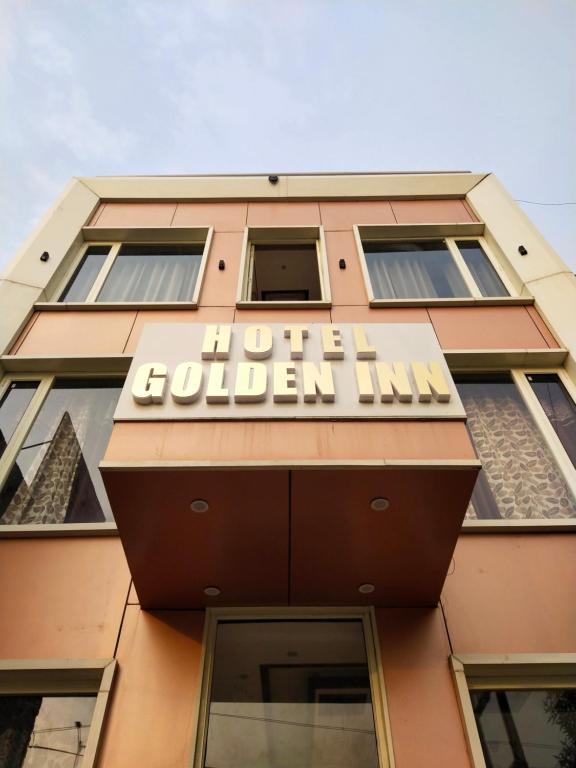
58,241,207,304
362,238,510,301
455,373,576,520
0,377,123,526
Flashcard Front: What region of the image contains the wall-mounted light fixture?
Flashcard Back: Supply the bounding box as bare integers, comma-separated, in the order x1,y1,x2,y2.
518,245,528,256
40,251,49,262
268,174,279,185
339,258,346,270
218,259,225,271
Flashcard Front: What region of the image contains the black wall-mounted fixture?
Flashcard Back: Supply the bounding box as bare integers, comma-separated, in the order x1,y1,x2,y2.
268,174,279,185
518,245,528,256
218,259,225,270
40,251,49,262
339,258,347,269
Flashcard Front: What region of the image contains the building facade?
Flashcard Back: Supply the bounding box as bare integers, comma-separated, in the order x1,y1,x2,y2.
0,171,575,767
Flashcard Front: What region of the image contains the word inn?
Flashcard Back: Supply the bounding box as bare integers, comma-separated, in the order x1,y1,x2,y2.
130,324,452,407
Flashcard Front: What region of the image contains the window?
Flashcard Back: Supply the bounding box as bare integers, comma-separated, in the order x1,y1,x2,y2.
0,659,115,768
238,227,331,307
357,234,511,303
456,373,576,521
527,373,576,468
451,655,576,768
195,612,389,768
0,377,123,527
57,232,212,305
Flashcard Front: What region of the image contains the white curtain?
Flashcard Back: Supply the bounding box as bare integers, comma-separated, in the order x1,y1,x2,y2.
97,253,201,302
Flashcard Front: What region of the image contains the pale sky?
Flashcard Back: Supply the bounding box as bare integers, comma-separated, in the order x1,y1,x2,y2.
1,0,575,272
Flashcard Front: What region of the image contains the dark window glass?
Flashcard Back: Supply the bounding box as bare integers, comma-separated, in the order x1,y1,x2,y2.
96,244,203,302
0,694,96,767
455,240,509,297
364,240,471,299
0,382,38,460
456,374,576,520
250,244,321,301
528,374,576,467
470,688,576,768
59,246,111,302
205,620,379,768
0,378,123,525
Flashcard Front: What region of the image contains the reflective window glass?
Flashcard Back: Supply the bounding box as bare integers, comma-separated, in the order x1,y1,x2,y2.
455,240,509,297
456,374,576,520
59,246,111,302
0,382,38,460
0,378,123,525
470,688,576,768
0,695,96,767
96,244,203,302
205,620,379,768
364,240,471,299
528,373,576,467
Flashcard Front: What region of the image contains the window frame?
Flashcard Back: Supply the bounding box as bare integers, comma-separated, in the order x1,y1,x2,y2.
236,226,332,308
450,653,576,768
0,372,122,537
457,366,576,532
45,227,213,308
0,657,116,768
354,225,522,307
191,607,393,768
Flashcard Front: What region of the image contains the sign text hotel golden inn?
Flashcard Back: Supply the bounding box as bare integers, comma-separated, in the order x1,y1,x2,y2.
116,323,465,421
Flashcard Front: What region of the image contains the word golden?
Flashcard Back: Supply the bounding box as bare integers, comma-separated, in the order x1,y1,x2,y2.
131,324,451,407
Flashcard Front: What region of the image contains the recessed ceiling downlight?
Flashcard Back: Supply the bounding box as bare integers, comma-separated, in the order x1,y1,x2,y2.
190,499,209,514
204,586,221,597
370,497,390,511
358,583,375,594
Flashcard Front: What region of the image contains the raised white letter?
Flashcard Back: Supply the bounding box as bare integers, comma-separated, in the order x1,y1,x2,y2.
273,362,298,403
170,362,203,403
201,325,231,360
284,325,309,360
302,362,335,403
206,363,229,403
375,362,413,402
321,326,344,360
244,325,273,360
353,326,376,360
234,363,267,403
132,363,167,404
412,362,451,402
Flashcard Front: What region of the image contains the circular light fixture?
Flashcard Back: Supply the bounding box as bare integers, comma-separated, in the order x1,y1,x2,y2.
370,497,390,511
358,583,375,594
190,499,209,514
204,586,221,597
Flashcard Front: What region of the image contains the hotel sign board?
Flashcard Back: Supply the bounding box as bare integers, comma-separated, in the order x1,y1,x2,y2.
115,323,465,420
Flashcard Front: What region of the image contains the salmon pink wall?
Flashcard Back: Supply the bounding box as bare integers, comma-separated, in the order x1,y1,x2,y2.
0,538,130,659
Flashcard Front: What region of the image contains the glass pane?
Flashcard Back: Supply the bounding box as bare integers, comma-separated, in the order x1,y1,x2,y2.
205,620,379,768
456,374,576,520
0,378,123,525
455,240,509,297
470,688,576,768
364,240,471,299
0,382,38,460
0,694,96,768
59,246,110,302
528,374,576,467
96,244,203,302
